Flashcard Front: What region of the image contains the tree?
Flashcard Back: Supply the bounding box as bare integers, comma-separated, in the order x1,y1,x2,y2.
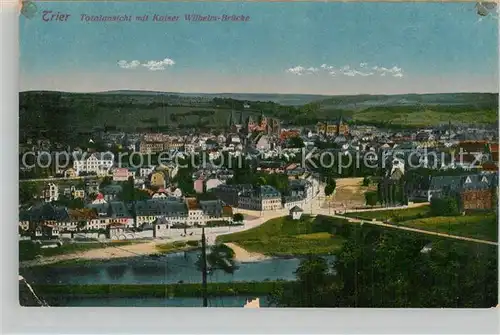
430,196,459,216
19,182,40,205
68,197,85,209
362,176,371,186
233,213,244,223
99,176,113,189
365,191,378,207
288,136,305,149
268,255,340,307
196,244,238,274
324,179,336,197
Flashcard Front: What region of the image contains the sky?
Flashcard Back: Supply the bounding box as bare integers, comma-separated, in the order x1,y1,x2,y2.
20,1,499,95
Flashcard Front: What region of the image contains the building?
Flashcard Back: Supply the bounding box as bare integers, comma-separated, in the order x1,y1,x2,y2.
100,184,123,202
64,168,77,178
140,166,156,178
428,173,498,211
205,178,224,191
229,111,280,135
316,117,349,137
134,198,230,226
213,184,253,207
113,168,133,181
139,141,165,154
194,178,204,194
73,152,114,176
238,185,282,211
42,183,59,202
92,193,107,204
150,171,167,189
289,206,304,220
85,179,100,195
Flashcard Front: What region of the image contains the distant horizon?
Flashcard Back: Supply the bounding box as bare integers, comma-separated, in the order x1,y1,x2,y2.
18,89,500,96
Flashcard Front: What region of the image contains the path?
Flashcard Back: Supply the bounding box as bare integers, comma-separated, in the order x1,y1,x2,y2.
335,214,498,246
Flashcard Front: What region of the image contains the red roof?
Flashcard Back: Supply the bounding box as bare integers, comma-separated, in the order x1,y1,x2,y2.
482,162,498,171
492,152,499,162
459,141,486,153
96,193,104,200
490,143,499,153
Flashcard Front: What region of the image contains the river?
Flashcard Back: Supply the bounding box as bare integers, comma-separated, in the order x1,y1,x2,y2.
20,250,335,307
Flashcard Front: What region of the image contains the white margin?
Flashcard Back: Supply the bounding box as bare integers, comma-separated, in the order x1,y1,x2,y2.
2,1,500,334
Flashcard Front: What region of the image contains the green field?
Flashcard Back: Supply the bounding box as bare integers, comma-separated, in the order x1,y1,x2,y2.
345,205,432,222
216,216,346,256
352,107,498,127
345,206,498,242
400,214,498,242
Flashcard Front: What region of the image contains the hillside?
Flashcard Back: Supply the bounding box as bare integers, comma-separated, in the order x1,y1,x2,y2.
19,91,498,140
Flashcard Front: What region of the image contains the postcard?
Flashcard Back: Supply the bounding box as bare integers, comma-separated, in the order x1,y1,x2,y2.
18,1,498,308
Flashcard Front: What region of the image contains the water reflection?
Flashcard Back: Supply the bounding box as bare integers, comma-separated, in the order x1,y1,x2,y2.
22,251,335,285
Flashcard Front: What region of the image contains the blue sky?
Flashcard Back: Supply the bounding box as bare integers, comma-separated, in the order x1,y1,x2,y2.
20,1,499,94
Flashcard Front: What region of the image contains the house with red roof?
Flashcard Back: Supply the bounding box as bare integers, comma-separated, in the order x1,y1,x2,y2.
92,192,107,204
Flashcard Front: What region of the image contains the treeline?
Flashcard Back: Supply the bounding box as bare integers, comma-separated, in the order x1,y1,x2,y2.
269,221,498,308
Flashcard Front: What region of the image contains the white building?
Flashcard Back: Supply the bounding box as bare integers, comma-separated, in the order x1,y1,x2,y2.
73,152,114,176
139,166,156,178
290,206,304,220
43,183,59,202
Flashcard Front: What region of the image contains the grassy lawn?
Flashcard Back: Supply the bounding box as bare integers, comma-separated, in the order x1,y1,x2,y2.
399,213,498,242
19,240,137,262
345,205,431,222
216,215,346,256
344,206,497,242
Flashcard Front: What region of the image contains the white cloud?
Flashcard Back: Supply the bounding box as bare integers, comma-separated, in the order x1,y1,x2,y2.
117,58,175,71
117,60,140,69
285,66,319,75
286,62,404,78
142,58,176,71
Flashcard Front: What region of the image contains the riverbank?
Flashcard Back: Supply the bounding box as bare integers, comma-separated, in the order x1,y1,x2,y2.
223,243,271,263
19,240,199,268
31,281,292,299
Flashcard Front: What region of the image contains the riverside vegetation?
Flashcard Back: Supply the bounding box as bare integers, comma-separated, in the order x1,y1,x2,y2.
33,219,497,308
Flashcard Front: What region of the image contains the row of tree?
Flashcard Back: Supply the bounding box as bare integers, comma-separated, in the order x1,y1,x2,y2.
269,224,497,307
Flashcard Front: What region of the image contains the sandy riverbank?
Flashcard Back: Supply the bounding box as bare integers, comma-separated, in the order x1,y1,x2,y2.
19,241,162,268
224,243,270,263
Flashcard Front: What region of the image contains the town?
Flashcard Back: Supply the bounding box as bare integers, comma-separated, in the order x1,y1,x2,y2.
18,99,499,243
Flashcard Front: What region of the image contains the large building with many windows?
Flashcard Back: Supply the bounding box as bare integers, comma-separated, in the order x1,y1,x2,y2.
73,152,114,176
238,185,282,211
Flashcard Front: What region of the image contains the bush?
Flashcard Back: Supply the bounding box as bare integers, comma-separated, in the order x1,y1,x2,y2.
364,191,378,207
186,240,200,247
430,196,459,216
362,176,370,186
